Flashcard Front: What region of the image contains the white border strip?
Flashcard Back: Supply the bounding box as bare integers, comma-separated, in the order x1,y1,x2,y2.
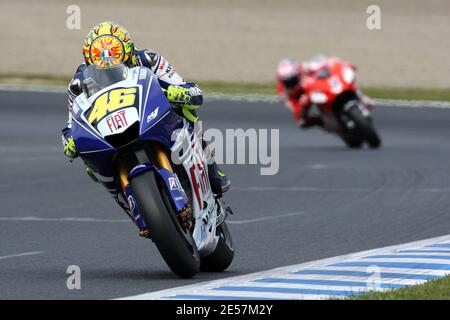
116,234,450,300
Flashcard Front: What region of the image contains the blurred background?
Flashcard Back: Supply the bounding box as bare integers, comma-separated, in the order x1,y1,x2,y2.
1,0,449,88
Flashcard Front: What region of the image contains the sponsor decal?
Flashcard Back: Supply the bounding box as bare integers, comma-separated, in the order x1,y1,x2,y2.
168,176,181,191
127,195,136,211
144,50,158,66
146,107,159,123
96,107,139,137
158,58,167,70
138,69,147,80
106,109,128,134
189,160,210,208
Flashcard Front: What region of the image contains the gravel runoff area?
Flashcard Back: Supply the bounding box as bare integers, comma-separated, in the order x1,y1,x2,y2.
1,0,450,87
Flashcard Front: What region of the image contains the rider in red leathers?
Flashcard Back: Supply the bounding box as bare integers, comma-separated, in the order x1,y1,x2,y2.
276,57,374,129
276,58,323,129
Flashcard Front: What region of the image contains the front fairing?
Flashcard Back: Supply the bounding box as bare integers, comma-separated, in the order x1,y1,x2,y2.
136,68,182,146
303,59,357,111
71,66,180,176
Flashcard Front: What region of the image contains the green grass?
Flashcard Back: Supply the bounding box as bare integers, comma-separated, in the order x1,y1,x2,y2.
0,74,70,87
197,81,276,95
200,81,450,102
346,275,450,300
362,87,450,102
1,74,449,101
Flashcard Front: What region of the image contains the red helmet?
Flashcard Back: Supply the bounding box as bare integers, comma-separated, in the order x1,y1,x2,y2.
277,58,302,89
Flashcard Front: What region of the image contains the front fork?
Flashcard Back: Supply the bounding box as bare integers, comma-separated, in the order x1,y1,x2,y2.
117,143,190,233
119,160,147,231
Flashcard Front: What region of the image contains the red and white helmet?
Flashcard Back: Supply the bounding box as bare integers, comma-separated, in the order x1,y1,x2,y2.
277,58,302,89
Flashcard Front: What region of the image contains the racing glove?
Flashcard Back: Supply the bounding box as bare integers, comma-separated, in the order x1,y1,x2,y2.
166,85,192,104
62,135,78,159
166,85,202,122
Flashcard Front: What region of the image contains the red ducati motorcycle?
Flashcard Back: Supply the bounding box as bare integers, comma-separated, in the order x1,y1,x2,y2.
302,56,381,148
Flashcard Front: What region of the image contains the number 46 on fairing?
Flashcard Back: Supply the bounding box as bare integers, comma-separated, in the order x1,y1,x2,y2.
88,87,137,124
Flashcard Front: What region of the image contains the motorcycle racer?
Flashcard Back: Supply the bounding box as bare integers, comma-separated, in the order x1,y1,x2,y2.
61,22,230,234
276,58,323,129
276,56,374,129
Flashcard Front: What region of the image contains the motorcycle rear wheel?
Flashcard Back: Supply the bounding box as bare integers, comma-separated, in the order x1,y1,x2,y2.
200,222,234,272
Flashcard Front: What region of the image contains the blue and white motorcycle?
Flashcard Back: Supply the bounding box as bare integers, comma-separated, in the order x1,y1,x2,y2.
70,64,234,278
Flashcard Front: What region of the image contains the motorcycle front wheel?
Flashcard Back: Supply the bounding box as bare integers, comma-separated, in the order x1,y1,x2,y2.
130,170,200,278
340,133,364,149
345,103,381,148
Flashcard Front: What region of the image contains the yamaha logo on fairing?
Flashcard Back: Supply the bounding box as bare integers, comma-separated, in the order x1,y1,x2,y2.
147,107,159,123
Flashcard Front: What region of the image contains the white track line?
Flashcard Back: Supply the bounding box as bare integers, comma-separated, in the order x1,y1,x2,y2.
0,251,44,261
0,217,129,223
0,211,303,225
0,146,60,152
1,155,62,163
0,176,74,189
227,211,304,225
232,186,450,193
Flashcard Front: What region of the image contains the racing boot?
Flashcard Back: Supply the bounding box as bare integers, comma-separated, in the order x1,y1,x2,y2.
138,228,151,239
202,137,231,195
208,162,231,195
85,167,99,183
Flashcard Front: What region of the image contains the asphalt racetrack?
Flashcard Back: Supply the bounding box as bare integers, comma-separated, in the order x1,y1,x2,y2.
1,89,450,299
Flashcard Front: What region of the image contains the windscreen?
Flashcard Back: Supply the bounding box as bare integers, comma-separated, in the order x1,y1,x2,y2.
82,64,128,97
304,54,328,72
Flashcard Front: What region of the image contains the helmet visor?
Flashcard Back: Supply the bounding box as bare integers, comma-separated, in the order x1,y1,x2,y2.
282,75,299,89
